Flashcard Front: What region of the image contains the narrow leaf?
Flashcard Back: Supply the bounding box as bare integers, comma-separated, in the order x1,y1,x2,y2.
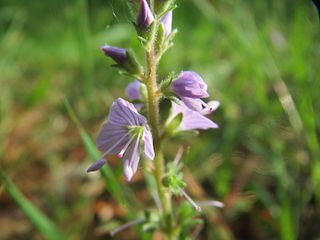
0,167,66,240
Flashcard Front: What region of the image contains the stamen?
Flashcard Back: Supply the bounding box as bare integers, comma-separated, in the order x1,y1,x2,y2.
110,218,144,236
178,187,202,212
129,132,141,167
173,146,184,165
117,134,136,158
197,200,224,208
151,190,162,212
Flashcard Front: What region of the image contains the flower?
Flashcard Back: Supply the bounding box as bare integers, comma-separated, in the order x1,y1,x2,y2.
169,100,218,131
125,80,141,100
171,71,209,99
137,0,155,29
161,10,172,36
101,45,127,65
87,98,155,181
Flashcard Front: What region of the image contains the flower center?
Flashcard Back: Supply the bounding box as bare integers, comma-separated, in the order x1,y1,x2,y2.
117,126,144,158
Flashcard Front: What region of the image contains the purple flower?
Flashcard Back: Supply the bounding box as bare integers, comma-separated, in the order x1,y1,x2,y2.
171,71,209,99
169,100,218,131
87,98,155,181
101,45,127,65
125,80,141,100
137,0,154,29
161,11,172,36
181,97,220,115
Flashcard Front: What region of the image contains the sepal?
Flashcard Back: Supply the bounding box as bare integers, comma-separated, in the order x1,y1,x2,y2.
154,0,176,16
162,162,186,195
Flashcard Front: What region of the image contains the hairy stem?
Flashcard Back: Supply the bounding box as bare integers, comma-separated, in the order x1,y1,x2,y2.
145,44,175,239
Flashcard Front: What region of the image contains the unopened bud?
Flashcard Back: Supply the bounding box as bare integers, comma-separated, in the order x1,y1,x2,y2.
101,45,142,76
101,45,127,65
137,0,154,29
161,10,172,37
172,71,209,99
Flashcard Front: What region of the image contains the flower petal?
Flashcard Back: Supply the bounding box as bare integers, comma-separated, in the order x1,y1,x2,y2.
122,135,141,181
171,71,209,98
180,97,203,112
161,10,172,36
200,100,220,115
123,160,134,182
96,122,129,155
180,109,218,130
87,159,106,172
109,98,146,126
143,126,155,160
125,81,141,100
171,101,218,131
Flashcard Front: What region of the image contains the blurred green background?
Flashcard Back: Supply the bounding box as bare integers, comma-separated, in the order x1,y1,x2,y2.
0,0,319,239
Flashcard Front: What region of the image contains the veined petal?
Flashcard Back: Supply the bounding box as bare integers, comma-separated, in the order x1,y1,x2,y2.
171,101,218,131
129,133,141,173
180,97,203,112
180,109,218,130
122,134,141,181
143,126,155,160
123,160,134,182
96,122,129,154
109,98,146,126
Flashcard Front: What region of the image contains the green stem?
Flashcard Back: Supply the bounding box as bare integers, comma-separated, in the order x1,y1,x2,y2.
145,45,175,239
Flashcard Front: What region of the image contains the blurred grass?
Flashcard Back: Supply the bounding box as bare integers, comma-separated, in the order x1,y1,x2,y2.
0,0,319,239
0,167,66,240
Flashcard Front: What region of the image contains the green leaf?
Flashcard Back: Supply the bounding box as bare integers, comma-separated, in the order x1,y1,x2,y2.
0,167,66,240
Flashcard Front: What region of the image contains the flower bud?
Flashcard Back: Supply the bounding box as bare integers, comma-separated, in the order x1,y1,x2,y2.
101,45,142,76
161,10,172,36
171,71,209,99
101,45,127,65
137,0,154,29
125,80,141,100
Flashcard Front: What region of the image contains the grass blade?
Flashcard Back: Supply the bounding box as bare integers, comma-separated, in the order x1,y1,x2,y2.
0,167,66,240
